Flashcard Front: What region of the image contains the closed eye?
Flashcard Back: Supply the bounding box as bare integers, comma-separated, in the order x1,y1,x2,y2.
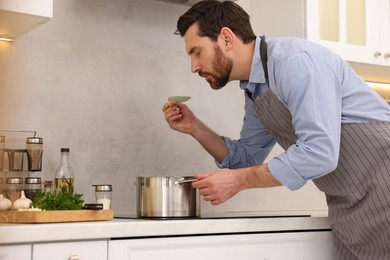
188,47,200,57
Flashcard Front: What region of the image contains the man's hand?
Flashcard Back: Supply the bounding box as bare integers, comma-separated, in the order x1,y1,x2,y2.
192,164,282,205
192,170,243,205
162,101,196,134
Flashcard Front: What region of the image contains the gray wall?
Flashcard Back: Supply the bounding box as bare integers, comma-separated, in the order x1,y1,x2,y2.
0,0,327,216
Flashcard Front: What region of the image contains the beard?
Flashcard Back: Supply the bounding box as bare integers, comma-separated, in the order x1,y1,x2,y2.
201,45,233,90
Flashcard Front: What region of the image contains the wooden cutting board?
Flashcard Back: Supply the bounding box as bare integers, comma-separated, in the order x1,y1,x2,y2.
0,209,114,223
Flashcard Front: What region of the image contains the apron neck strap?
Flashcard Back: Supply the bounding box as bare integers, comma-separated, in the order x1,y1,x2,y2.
260,35,269,86
245,36,269,101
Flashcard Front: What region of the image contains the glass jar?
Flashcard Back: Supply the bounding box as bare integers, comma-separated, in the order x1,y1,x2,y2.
5,177,23,205
0,136,5,172
26,137,43,172
0,177,3,195
25,177,42,201
93,184,112,210
43,180,53,194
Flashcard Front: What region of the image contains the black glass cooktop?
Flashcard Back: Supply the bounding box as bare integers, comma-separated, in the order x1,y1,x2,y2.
115,211,311,220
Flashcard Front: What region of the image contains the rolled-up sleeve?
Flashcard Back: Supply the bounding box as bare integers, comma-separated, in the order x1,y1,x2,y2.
267,49,342,190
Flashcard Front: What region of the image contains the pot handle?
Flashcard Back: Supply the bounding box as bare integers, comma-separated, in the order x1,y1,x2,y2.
174,177,198,185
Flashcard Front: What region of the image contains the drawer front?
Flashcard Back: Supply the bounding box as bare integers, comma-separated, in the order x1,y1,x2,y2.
33,240,107,260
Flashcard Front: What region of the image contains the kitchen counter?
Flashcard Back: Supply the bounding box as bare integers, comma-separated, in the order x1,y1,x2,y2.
0,215,331,245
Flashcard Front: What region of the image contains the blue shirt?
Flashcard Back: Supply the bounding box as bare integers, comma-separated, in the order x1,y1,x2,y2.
217,36,390,190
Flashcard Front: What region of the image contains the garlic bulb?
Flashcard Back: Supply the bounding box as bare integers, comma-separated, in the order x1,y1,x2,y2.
0,194,12,210
13,190,32,210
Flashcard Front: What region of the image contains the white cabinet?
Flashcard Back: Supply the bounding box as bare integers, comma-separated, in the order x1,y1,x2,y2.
251,0,390,82
33,240,107,260
0,244,31,260
0,240,107,260
384,4,390,59
306,0,390,66
109,231,333,260
0,0,53,40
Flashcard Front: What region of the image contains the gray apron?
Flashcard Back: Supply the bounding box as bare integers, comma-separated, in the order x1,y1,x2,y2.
252,36,390,259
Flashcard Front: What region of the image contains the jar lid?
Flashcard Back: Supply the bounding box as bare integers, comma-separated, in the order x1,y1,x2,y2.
26,137,43,144
93,184,112,192
25,177,42,184
6,177,23,184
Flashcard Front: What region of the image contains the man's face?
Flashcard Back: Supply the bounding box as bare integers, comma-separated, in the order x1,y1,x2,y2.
184,23,232,90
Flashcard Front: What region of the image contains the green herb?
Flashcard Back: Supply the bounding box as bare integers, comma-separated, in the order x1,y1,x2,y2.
32,192,84,210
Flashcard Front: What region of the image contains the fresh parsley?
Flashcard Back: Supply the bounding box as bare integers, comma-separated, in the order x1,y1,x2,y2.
32,192,84,210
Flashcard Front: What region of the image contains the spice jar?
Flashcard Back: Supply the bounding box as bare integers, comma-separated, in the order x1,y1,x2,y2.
4,177,23,205
26,137,43,172
25,177,42,201
43,180,53,194
93,184,112,210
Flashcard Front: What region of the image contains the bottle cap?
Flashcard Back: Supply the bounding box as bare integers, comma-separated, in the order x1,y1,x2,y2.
43,181,53,188
61,148,70,153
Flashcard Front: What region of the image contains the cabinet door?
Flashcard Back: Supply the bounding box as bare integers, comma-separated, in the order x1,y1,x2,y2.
0,244,31,260
381,0,390,61
33,240,107,260
306,0,389,66
109,231,333,260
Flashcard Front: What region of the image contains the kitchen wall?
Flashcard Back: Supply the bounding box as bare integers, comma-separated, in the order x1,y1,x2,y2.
0,0,327,216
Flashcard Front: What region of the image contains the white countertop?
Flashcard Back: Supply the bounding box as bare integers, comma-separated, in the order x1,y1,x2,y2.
0,216,331,245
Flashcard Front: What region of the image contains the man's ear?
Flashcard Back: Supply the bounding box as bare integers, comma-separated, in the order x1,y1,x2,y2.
219,27,234,50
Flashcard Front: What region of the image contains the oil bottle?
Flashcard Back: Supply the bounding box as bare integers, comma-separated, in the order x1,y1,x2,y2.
54,148,74,194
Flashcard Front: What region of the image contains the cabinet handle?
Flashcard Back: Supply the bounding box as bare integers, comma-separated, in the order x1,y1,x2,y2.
374,51,382,57
68,256,79,260
384,53,390,59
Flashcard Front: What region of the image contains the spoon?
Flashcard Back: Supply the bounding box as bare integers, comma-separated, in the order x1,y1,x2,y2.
170,96,191,103
168,96,191,107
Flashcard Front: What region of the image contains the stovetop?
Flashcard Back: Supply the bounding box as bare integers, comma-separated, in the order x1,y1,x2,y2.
114,211,312,220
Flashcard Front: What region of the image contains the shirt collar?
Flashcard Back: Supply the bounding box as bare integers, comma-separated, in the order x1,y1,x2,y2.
239,36,267,92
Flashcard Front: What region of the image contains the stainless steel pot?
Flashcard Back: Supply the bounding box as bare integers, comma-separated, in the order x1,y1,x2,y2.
135,176,200,218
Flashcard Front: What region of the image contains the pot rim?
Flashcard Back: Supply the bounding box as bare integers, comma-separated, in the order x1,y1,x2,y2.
134,176,195,179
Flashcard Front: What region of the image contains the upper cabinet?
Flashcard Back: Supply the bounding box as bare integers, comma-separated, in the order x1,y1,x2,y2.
251,0,390,83
0,0,53,41
306,0,390,67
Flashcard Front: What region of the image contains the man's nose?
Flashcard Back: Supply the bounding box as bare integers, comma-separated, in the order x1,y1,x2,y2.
191,59,200,73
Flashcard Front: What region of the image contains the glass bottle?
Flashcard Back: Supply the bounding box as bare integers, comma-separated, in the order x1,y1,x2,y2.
54,148,74,194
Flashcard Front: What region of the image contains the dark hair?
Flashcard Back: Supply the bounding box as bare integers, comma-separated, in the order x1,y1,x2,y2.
176,0,256,44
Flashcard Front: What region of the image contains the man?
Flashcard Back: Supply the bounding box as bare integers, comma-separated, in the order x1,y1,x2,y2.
162,1,390,259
